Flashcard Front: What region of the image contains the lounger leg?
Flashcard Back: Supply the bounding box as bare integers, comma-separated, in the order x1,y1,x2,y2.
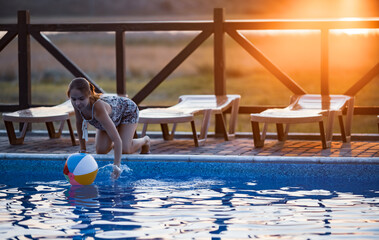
261,123,268,141
284,124,290,139
251,121,264,148
214,113,229,141
214,114,227,138
161,123,170,140
338,114,347,142
171,123,177,136
276,123,286,141
4,121,28,145
319,121,328,149
326,111,336,144
58,120,65,138
66,119,77,146
190,120,199,147
46,121,62,139
228,97,240,136
160,124,174,140
141,123,148,137
199,109,212,141
344,98,354,143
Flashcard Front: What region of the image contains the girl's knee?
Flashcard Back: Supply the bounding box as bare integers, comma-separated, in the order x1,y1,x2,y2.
96,148,109,154
122,145,134,154
96,145,111,154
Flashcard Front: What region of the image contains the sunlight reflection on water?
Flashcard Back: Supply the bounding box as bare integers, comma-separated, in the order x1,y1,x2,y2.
0,160,378,239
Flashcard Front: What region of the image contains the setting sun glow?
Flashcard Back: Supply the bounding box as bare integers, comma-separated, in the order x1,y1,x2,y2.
332,28,379,36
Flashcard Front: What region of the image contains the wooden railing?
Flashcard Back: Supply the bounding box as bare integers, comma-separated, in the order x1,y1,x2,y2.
1,9,378,126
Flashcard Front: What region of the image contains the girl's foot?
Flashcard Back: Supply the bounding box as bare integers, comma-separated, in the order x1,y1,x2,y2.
140,136,151,154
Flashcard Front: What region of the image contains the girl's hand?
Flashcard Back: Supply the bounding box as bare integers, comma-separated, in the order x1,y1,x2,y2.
111,164,122,180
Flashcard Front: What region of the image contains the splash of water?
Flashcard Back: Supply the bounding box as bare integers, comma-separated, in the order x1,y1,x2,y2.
97,163,132,180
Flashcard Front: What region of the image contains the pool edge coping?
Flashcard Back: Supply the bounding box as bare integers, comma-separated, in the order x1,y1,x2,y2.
1,153,379,164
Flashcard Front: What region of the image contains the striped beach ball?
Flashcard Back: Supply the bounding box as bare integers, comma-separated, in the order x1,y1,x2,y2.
63,153,98,185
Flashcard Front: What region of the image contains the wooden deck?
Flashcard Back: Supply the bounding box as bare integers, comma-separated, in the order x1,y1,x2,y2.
1,131,378,159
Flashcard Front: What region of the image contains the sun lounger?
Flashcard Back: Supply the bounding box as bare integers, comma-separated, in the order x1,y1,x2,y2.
138,94,240,146
2,93,125,146
250,94,354,149
3,100,76,145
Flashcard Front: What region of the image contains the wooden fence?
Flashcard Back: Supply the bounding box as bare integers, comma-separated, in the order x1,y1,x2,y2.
1,9,378,129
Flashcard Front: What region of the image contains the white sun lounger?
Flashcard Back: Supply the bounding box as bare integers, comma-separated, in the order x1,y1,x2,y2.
3,100,76,145
139,94,240,146
2,93,125,146
250,94,354,149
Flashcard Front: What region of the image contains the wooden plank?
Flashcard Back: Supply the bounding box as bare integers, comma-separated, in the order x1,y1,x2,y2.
321,28,329,95
31,32,104,93
227,29,307,95
224,20,379,30
27,20,379,32
115,30,126,96
0,31,17,51
214,8,226,135
29,22,214,32
0,24,17,31
214,8,226,96
18,10,31,109
132,30,212,104
344,62,379,96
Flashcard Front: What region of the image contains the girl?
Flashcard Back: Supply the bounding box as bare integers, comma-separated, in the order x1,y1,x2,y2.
67,77,150,179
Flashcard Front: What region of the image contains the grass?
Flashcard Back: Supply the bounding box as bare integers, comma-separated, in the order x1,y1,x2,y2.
0,30,378,134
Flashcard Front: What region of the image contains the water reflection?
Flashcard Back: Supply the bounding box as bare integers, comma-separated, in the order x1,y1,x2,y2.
66,184,99,208
0,161,378,239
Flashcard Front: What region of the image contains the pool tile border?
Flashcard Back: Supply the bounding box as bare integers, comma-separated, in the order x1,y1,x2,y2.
1,153,379,164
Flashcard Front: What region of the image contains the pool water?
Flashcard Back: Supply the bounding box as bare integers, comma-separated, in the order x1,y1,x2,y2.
0,159,378,239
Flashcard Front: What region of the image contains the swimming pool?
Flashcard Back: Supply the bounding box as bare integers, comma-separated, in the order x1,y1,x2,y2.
0,158,378,239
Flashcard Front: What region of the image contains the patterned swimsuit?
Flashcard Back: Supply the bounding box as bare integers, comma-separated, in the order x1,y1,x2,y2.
80,95,139,141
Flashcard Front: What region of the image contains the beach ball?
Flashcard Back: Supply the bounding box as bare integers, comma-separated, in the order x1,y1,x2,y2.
63,153,98,185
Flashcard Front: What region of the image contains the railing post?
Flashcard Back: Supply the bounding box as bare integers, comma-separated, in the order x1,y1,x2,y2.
321,28,329,95
214,8,226,136
18,10,31,109
116,30,126,96
214,8,226,96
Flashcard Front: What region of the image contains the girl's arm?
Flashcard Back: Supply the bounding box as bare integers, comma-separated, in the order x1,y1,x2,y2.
93,101,122,178
74,109,87,152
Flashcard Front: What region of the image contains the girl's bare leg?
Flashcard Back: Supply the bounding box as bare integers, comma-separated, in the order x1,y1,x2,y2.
118,123,150,154
95,129,113,154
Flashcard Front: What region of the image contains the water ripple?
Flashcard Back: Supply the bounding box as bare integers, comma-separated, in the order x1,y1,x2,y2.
0,161,378,239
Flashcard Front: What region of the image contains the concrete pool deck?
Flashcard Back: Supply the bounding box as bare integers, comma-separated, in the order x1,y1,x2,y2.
1,130,378,163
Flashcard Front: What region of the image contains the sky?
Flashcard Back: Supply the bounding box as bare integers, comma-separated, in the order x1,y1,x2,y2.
0,0,378,20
